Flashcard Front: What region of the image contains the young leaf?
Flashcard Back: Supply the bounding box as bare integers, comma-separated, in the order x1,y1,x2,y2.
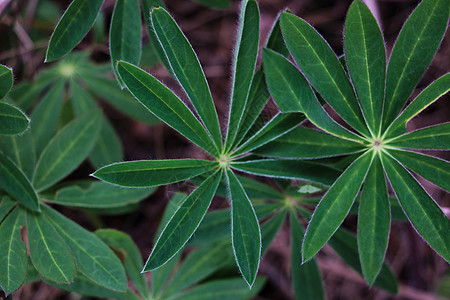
0,208,26,295
388,123,450,150
358,155,390,285
382,0,450,128
225,0,260,151
381,152,450,262
280,12,369,137
26,210,76,284
33,111,102,191
0,103,30,135
46,0,104,62
344,0,386,136
116,61,219,156
110,0,142,87
143,171,222,271
43,205,127,291
0,152,39,211
151,7,222,149
225,169,261,287
302,150,374,262
0,132,36,179
93,159,217,188
0,64,13,99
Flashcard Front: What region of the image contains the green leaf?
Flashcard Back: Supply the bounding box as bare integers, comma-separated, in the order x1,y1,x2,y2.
0,208,26,295
237,176,284,200
344,0,386,136
302,150,374,262
0,131,36,179
93,159,217,188
384,73,450,138
0,196,16,223
261,211,286,255
382,0,450,128
43,205,127,291
143,171,222,271
280,12,369,137
225,0,260,151
266,16,290,57
381,152,450,262
0,152,39,211
253,126,365,159
26,210,76,284
69,78,97,114
388,123,450,150
191,0,231,9
95,229,149,299
233,113,303,156
0,102,30,135
33,111,102,192
117,61,219,156
225,169,261,287
290,211,324,300
151,254,180,298
0,65,13,99
151,7,222,149
110,0,142,87
389,149,449,191
46,0,104,61
31,79,65,155
358,155,390,285
231,159,341,186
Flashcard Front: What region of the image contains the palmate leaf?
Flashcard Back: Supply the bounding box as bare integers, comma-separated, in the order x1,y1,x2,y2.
0,102,30,135
0,64,13,99
388,123,450,150
0,131,35,180
261,211,287,255
46,0,104,62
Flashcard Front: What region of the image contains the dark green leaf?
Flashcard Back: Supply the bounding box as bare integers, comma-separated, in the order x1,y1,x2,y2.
0,196,16,223
261,211,286,255
0,65,13,99
388,123,449,150
0,132,36,179
191,0,230,9
0,102,30,135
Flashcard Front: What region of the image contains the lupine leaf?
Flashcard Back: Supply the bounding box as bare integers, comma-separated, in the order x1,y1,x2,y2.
143,171,222,271
261,211,286,255
302,150,374,262
93,159,217,188
151,7,222,149
344,0,385,136
253,126,365,159
0,152,39,211
0,132,35,180
26,210,76,284
280,12,369,137
388,123,450,150
192,0,231,9
225,169,261,287
117,61,219,156
266,16,290,57
382,0,450,128
0,196,16,223
0,103,30,135
33,111,102,192
43,205,127,291
110,0,142,87
225,0,260,151
358,155,390,285
46,0,104,62
385,73,450,138
0,64,13,99
381,152,450,262
0,208,26,295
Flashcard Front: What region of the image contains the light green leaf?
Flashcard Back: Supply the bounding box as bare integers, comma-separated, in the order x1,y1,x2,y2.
117,61,219,156
46,0,104,62
0,102,30,135
290,211,324,300
345,0,385,136
93,159,217,188
381,152,450,262
225,0,260,151
358,155,390,285
33,111,102,192
0,131,36,179
0,208,26,295
110,0,142,87
26,210,76,284
143,171,222,271
382,0,450,128
0,151,39,211
225,169,261,287
151,7,222,149
43,205,127,291
280,12,369,137
253,126,365,159
231,159,341,186
0,65,13,99
388,123,450,150
385,73,450,138
302,150,374,262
